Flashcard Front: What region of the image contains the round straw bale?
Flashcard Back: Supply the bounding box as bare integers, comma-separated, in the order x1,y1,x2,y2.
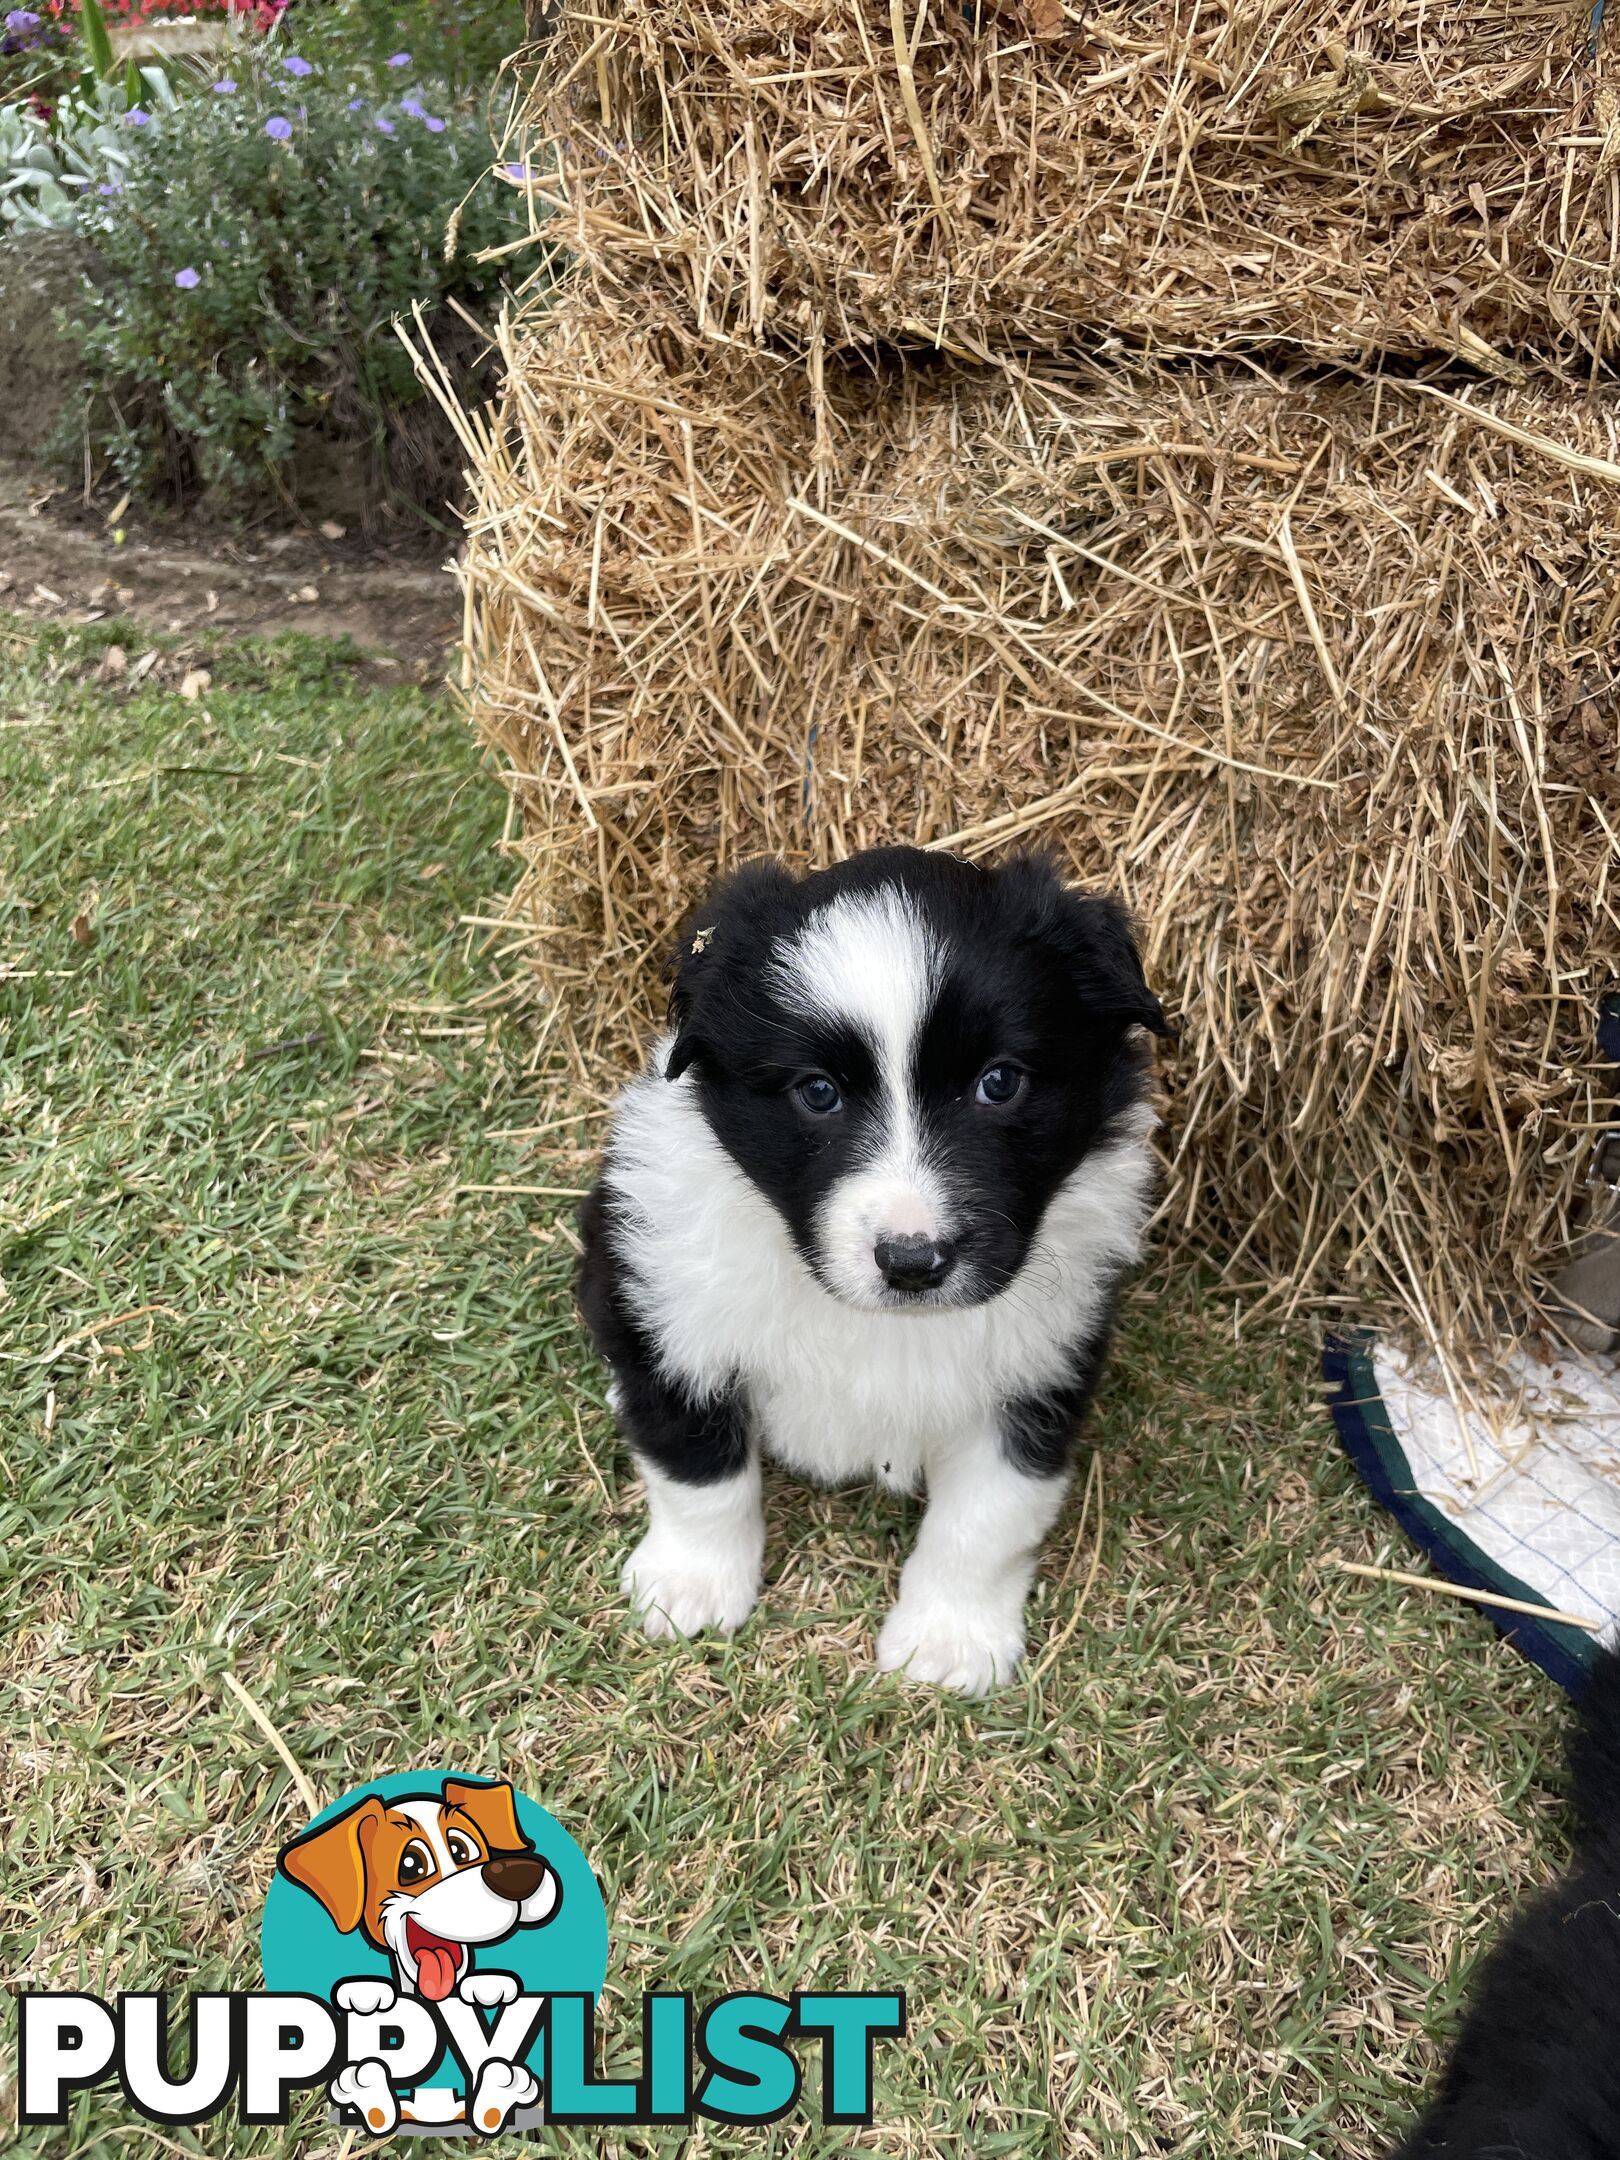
522,0,1618,376
461,290,1620,1354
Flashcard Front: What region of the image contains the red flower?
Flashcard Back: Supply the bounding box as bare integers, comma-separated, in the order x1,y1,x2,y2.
43,0,241,18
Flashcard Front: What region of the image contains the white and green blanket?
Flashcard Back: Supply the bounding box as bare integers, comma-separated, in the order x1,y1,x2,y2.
1327,1333,1620,1694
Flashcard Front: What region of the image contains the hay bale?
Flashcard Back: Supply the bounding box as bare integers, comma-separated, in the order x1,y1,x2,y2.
460,289,1620,1349
522,0,1617,374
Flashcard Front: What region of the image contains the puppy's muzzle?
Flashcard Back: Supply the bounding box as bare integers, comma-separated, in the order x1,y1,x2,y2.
482,1853,545,1902
873,1234,954,1293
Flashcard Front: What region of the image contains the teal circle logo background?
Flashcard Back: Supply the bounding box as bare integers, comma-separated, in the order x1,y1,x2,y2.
261,1772,608,2058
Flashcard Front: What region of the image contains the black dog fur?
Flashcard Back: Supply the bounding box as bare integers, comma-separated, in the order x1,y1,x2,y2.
1391,1646,1620,2158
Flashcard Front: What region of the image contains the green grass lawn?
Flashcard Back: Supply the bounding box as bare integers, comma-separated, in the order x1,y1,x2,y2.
0,617,1568,2158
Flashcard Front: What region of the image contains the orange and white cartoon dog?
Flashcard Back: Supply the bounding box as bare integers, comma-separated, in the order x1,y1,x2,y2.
279,1777,561,2134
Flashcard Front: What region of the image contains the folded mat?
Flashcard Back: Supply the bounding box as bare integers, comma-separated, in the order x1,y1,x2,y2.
1325,1333,1620,1697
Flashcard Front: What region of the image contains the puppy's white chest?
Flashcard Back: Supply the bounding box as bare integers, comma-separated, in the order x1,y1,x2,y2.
743,1327,977,1491
754,1393,929,1489
696,1224,1089,1489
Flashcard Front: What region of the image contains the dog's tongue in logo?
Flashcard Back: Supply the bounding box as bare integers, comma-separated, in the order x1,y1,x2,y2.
407,1918,463,2003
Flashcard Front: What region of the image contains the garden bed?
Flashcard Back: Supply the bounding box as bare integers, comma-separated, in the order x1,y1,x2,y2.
2,0,542,527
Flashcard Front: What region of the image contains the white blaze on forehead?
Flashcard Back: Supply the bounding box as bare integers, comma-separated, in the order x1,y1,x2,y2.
771,886,951,1300
396,1798,456,1871
770,886,941,1069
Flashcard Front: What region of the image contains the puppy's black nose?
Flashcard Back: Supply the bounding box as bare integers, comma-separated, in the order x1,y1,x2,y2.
483,1852,544,1903
874,1234,952,1292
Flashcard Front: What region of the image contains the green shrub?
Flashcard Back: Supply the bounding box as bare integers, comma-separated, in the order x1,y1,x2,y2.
60,55,540,520
288,0,532,100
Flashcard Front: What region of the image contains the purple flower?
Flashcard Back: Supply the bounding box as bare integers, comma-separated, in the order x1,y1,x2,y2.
399,96,425,117
212,78,236,94
265,115,293,140
6,8,41,26
386,50,410,66
505,162,530,180
174,267,200,289
97,179,120,196
374,116,395,134
126,107,150,126
281,54,313,76
347,97,364,111
422,115,446,132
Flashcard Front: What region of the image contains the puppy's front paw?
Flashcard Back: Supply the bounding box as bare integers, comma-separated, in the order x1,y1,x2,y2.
876,1593,1025,1697
459,1970,519,2008
469,2059,540,2138
331,2059,398,2134
622,1532,761,1640
334,1979,396,2016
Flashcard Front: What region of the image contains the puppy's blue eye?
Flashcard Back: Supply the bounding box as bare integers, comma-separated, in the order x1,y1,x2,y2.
975,1064,1023,1106
796,1075,842,1115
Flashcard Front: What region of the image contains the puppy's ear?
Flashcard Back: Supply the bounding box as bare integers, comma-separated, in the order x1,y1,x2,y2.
442,1777,529,1856
1005,855,1168,1040
665,857,798,1082
278,1794,385,1934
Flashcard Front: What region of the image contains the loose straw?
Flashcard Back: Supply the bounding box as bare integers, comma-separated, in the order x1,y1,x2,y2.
1333,1558,1603,1633
222,1672,322,1815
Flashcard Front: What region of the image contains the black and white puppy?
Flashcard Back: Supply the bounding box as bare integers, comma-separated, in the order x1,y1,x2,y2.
577,846,1166,1694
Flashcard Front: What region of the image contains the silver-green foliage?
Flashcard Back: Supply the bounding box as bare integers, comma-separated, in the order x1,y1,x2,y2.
0,71,177,231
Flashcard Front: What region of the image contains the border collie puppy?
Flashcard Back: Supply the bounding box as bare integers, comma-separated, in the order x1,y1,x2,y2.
1389,1645,1620,2158
577,847,1166,1694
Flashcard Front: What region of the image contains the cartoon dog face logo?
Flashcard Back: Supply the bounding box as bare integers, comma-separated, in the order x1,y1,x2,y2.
279,1778,562,2002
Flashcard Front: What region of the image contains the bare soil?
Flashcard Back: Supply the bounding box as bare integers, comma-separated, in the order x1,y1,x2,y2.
0,458,462,673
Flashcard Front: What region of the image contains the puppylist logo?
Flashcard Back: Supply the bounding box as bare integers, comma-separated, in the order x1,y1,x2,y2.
18,1772,905,2137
